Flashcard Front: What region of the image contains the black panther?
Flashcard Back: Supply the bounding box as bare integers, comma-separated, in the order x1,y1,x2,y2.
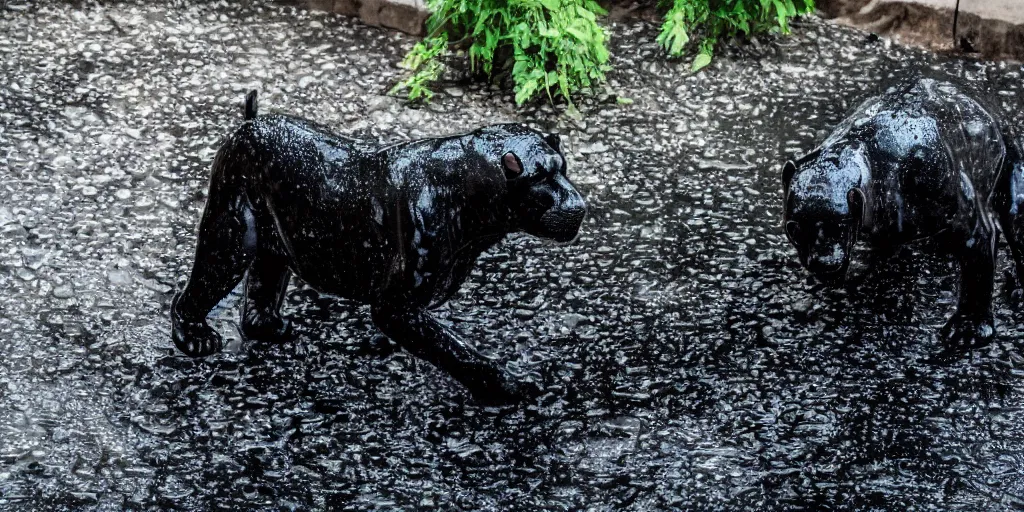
782,78,1024,349
171,91,586,404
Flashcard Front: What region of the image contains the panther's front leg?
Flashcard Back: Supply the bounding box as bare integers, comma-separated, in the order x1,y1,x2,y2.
370,299,542,405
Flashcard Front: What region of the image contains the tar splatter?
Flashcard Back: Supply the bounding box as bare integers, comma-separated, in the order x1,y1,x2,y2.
1,1,1023,510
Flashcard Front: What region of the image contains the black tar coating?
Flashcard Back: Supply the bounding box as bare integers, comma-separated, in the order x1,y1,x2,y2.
783,77,1024,350
171,91,586,404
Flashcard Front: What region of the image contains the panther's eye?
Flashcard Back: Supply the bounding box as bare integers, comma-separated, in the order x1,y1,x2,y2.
502,152,522,179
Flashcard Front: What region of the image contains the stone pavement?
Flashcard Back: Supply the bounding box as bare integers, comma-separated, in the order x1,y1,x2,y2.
1,0,1023,509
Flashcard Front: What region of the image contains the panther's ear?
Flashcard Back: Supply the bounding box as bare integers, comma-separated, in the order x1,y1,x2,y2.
502,152,523,179
782,160,797,203
847,187,865,224
544,133,562,153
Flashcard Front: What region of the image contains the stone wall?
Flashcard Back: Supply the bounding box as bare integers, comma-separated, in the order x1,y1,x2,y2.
301,0,429,35
817,0,1023,61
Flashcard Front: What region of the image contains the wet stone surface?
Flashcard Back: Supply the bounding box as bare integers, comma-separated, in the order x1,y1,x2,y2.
2,1,1024,510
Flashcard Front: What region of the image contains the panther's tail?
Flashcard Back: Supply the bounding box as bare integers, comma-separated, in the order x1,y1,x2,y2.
244,90,258,121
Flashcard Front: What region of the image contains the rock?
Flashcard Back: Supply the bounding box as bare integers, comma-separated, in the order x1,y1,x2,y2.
514,308,535,319
53,285,74,299
0,207,14,226
366,95,394,113
140,278,172,294
108,269,133,286
329,0,429,36
792,299,818,322
563,313,588,329
580,142,609,154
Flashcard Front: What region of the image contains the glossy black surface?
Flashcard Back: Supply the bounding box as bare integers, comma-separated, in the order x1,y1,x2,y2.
171,92,585,403
783,78,1024,350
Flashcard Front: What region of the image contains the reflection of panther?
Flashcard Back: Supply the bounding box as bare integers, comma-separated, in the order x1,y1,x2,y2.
171,91,586,404
782,78,1024,349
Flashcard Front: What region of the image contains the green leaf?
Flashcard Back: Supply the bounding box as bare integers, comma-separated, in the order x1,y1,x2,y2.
655,0,808,66
691,52,712,71
394,0,610,106
575,5,597,21
515,78,539,105
540,0,560,11
670,28,689,55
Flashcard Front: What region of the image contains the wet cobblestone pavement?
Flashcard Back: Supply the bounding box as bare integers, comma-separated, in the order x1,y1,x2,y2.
2,1,1024,510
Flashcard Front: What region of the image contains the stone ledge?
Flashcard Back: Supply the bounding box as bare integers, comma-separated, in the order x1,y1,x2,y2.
297,0,429,36
817,0,1024,61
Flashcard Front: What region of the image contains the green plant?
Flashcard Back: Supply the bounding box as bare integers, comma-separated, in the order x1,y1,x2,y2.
658,0,815,71
396,34,448,102
391,0,611,106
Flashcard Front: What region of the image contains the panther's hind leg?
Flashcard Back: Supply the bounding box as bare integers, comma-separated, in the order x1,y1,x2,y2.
994,129,1024,302
171,161,258,357
997,208,1024,302
241,245,293,341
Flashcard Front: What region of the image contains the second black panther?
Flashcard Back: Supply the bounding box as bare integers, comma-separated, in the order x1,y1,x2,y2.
783,78,1024,349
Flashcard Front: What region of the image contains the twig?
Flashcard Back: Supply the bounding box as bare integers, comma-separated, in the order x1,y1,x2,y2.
952,0,960,46
107,14,127,36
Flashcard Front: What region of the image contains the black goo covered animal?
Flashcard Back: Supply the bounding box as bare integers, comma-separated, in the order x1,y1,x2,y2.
171,91,586,404
782,78,1024,349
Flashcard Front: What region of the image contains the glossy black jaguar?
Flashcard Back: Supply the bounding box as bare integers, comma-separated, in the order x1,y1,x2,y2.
783,77,1024,349
171,91,586,404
